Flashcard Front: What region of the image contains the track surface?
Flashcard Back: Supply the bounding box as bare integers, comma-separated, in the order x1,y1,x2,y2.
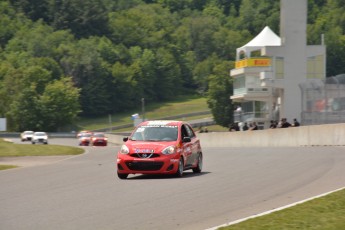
1,138,345,230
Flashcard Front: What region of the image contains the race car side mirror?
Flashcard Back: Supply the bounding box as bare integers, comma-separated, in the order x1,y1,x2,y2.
183,137,191,143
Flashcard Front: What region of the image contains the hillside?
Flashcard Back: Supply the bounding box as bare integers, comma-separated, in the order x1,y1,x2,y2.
1,0,344,131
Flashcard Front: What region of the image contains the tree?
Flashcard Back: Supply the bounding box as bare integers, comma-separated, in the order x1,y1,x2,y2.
6,86,41,131
108,4,177,49
0,1,30,48
48,0,110,38
207,60,234,127
7,78,80,131
9,0,50,22
59,38,114,116
39,77,81,131
153,47,182,100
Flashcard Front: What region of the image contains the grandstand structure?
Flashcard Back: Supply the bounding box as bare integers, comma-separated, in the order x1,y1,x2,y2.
230,0,329,128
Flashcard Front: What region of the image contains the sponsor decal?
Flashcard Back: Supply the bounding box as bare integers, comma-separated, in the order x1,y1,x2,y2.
135,149,154,153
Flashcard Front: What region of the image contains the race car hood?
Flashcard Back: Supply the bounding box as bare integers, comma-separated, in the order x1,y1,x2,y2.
127,141,176,153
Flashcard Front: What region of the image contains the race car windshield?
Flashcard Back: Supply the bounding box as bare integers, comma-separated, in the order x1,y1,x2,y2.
131,126,178,141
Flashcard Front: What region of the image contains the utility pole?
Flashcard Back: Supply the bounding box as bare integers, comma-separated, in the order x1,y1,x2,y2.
109,114,112,132
141,98,145,122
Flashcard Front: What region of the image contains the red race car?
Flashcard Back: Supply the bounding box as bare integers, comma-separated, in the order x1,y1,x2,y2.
76,130,92,138
78,132,92,146
116,120,203,179
91,132,108,146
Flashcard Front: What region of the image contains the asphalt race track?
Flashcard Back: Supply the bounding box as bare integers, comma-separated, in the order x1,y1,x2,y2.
1,138,345,230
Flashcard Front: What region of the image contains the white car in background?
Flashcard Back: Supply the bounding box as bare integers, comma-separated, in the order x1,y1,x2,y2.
20,131,34,142
31,132,48,144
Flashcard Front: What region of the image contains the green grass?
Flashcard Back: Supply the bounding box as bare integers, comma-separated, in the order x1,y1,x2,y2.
76,95,210,131
0,165,18,170
0,139,84,170
0,139,84,157
0,138,84,170
219,188,345,230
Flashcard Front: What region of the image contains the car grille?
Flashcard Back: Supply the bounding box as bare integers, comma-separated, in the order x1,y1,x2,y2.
130,153,160,159
125,161,163,171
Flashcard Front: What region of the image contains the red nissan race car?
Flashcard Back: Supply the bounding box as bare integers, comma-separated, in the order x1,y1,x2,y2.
116,120,203,179
91,132,108,146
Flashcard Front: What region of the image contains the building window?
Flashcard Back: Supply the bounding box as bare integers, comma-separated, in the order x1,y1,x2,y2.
240,101,269,120
234,75,246,95
307,55,325,79
246,75,261,88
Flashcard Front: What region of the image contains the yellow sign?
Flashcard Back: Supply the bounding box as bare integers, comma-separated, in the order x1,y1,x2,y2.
235,58,271,68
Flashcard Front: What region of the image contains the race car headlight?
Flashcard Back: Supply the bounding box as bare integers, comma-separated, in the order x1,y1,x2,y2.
120,145,129,154
162,145,176,155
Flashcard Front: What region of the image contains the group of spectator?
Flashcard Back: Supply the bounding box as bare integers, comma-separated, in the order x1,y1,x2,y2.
269,118,300,129
229,118,300,132
229,122,258,131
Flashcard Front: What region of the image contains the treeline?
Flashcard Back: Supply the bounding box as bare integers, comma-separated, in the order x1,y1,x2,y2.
0,0,344,131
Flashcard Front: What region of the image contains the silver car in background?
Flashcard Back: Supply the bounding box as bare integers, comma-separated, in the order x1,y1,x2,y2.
31,132,48,144
20,131,34,141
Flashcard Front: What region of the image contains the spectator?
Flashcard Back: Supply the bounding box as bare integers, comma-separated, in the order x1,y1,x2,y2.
229,123,239,132
292,118,300,127
234,122,240,131
281,118,291,128
242,122,249,131
269,120,277,129
249,122,258,130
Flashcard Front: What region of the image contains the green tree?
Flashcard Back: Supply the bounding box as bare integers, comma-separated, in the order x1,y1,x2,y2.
325,28,345,76
7,78,80,131
236,0,279,34
39,77,81,131
111,62,140,110
0,1,30,48
207,60,234,127
48,0,110,38
153,47,182,100
108,4,176,49
9,0,50,22
6,86,41,131
59,38,114,116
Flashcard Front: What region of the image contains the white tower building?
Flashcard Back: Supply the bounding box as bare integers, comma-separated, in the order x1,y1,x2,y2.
230,0,326,128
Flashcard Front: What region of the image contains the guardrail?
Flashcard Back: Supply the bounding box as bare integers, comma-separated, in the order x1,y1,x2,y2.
0,132,77,138
105,123,345,147
2,123,345,147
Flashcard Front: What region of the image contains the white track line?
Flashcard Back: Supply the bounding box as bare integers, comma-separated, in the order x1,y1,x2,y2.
206,186,345,230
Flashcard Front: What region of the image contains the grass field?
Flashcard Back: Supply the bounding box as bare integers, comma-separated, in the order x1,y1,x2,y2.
220,188,345,230
0,139,84,158
76,95,211,131
0,165,18,170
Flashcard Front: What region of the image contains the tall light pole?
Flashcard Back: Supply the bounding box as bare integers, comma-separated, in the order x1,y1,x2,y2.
108,114,112,133
141,98,145,121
